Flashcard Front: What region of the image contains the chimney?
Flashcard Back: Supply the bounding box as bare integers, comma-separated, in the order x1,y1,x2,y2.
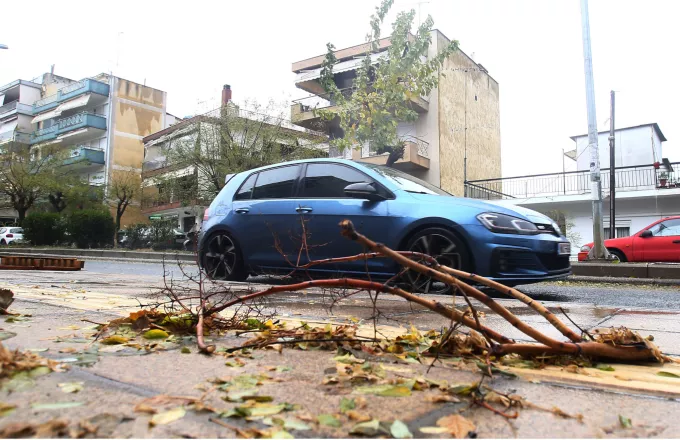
221,84,232,106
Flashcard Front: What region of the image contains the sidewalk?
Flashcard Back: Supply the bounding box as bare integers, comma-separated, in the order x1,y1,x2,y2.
0,271,679,438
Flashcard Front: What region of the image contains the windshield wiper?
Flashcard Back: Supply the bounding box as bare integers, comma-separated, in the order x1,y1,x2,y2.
405,190,430,194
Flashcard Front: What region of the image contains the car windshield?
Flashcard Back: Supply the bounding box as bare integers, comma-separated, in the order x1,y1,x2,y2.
361,163,451,196
0,228,5,234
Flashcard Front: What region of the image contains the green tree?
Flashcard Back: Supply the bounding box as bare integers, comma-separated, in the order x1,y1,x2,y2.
318,0,459,166
0,141,66,224
157,101,326,204
47,175,104,213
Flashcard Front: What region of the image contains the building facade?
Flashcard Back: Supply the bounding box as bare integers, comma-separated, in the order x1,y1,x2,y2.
0,72,169,225
289,30,501,196
466,123,678,257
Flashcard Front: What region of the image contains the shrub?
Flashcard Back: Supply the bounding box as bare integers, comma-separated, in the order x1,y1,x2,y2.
66,210,115,248
22,213,66,246
148,219,177,250
122,223,150,249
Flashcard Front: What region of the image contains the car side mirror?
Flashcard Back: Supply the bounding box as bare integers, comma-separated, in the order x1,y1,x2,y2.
640,230,653,238
344,182,386,202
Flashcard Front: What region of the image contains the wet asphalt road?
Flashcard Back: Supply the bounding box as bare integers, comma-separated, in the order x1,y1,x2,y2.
82,260,680,310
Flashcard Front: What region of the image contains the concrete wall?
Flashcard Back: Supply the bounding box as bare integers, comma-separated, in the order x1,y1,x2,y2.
436,32,501,196
18,84,41,105
109,77,166,227
574,125,664,171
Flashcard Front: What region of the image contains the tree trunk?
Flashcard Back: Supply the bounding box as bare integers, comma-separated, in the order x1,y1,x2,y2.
385,145,405,167
17,208,27,225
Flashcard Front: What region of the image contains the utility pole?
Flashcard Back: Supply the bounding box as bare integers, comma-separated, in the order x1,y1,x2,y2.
609,90,616,239
579,0,608,259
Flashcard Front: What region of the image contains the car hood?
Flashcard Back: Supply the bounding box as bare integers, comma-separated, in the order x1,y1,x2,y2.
583,236,634,249
406,193,554,223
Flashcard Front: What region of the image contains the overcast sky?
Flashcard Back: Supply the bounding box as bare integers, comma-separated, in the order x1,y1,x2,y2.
1,0,678,177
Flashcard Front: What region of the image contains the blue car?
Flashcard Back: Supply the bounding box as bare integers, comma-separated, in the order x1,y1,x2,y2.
198,159,571,292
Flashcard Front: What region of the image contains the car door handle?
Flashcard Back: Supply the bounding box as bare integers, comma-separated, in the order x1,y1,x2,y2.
295,207,313,213
234,208,250,214
673,240,680,244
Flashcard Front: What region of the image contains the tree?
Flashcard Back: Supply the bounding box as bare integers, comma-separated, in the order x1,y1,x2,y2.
0,141,66,224
156,100,326,205
108,170,141,247
318,0,459,166
47,175,103,213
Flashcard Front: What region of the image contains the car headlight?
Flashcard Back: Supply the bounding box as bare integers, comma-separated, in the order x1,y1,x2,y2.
477,213,539,235
551,221,563,235
580,245,591,252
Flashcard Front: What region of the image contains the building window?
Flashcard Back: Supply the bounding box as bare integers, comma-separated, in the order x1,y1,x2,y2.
604,227,630,238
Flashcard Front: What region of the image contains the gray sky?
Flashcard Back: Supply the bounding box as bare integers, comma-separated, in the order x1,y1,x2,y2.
1,0,678,177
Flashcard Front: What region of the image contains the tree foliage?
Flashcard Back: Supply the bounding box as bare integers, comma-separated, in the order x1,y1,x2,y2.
156,101,327,204
47,175,103,213
0,141,68,223
318,0,459,166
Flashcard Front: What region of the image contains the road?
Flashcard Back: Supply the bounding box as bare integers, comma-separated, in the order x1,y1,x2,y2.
83,260,680,310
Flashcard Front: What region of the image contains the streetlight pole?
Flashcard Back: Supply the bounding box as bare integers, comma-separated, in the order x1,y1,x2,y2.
579,0,609,260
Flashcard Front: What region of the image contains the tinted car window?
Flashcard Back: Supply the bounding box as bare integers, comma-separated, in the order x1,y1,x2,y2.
650,219,680,237
361,163,450,196
252,165,301,200
300,163,372,198
234,174,257,200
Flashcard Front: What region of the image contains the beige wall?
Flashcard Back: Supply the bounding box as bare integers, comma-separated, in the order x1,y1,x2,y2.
437,38,501,196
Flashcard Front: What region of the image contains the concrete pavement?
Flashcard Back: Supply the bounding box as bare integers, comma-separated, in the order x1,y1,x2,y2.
1,268,680,438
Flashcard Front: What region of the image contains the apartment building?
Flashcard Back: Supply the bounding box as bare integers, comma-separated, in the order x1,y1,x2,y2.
1,71,169,225
141,85,328,232
466,123,677,257
290,30,501,196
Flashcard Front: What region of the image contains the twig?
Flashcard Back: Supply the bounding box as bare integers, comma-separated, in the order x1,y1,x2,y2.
197,299,216,354
474,399,519,419
558,306,595,341
80,319,107,326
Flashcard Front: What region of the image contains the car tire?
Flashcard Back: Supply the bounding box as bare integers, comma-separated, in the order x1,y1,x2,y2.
200,232,248,281
0,239,5,245
402,227,471,295
608,248,627,262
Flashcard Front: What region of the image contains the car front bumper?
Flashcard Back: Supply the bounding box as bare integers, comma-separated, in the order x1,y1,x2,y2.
456,225,572,283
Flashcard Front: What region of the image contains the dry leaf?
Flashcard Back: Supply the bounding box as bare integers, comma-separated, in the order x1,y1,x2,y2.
425,394,461,404
346,410,372,422
150,407,186,426
436,414,476,438
134,403,158,414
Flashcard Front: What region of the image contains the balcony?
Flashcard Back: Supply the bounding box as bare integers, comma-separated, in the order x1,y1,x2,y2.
0,100,33,119
62,146,105,168
291,87,428,131
465,163,680,200
30,112,106,145
0,131,31,145
352,140,430,170
33,79,109,114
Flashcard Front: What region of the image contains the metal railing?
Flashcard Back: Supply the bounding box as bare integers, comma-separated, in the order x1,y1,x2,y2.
0,131,31,144
465,162,680,200
292,87,356,111
0,100,17,115
33,94,59,108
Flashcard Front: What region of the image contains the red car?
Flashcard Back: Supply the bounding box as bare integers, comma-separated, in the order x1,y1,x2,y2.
578,216,680,262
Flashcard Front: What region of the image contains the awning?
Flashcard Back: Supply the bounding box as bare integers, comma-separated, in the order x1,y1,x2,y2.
142,166,195,187
57,94,90,113
295,52,387,84
32,108,61,124
0,120,17,134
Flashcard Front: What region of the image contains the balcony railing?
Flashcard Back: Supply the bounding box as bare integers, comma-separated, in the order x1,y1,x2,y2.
30,112,107,144
62,146,105,167
465,162,680,200
33,78,110,114
0,131,31,145
0,100,33,116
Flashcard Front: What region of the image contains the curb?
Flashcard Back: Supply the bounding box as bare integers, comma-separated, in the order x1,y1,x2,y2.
565,275,680,286
0,248,196,263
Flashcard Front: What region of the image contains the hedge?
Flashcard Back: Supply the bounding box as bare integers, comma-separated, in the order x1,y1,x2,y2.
22,213,66,246
66,210,116,248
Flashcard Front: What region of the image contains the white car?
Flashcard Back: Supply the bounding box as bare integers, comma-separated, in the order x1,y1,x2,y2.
0,227,24,245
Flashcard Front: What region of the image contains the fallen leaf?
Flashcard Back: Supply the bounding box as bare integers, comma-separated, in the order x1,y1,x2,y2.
143,329,169,340
101,335,129,345
354,384,411,397
58,382,84,393
236,403,286,417
26,348,49,353
340,397,356,413
0,331,17,341
58,347,78,354
346,410,371,422
656,371,680,378
350,419,382,436
596,364,615,372
58,325,80,330
317,414,341,427
619,415,632,428
150,407,186,426
425,394,460,404
276,366,292,373
181,347,191,354
333,353,364,364
436,414,476,438
0,403,16,417
271,430,294,439
31,402,85,410
134,403,157,414
390,420,413,439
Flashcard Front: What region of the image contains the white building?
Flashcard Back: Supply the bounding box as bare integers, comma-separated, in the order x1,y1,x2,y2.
465,123,678,257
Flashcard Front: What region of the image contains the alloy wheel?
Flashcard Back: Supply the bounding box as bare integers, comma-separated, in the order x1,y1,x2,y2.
407,232,462,294
203,234,237,280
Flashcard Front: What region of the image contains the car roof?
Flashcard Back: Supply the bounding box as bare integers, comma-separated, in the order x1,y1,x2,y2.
240,158,366,175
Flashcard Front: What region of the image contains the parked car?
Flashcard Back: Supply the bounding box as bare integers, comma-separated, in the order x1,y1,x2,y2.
198,159,571,292
0,227,25,245
578,216,680,262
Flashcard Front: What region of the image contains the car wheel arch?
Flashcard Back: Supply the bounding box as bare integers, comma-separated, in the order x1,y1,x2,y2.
396,219,475,272
606,247,628,262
